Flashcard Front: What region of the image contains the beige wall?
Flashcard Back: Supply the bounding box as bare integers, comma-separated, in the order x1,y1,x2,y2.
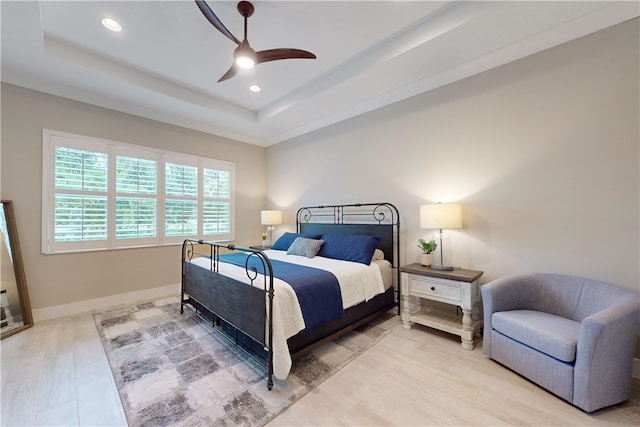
1,84,267,310
267,19,639,291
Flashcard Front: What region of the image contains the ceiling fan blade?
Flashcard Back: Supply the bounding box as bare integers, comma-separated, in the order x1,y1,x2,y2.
195,0,241,46
256,49,317,64
217,64,239,82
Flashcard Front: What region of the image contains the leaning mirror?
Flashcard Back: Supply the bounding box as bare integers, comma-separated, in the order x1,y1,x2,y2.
1,200,33,338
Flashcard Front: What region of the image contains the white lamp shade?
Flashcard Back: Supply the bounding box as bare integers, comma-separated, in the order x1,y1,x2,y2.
261,210,282,226
420,203,462,229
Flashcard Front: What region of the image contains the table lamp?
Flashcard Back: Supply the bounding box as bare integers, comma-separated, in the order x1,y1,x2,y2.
261,210,282,247
420,203,462,271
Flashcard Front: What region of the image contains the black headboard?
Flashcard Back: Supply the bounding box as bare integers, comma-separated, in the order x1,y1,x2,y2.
296,203,400,268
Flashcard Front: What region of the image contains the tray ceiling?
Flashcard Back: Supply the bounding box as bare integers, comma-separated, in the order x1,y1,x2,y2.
2,1,638,146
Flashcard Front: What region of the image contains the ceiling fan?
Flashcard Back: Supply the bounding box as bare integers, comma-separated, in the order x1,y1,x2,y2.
195,0,317,82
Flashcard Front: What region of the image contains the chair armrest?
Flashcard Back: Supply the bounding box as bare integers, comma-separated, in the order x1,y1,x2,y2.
573,298,640,412
480,273,537,356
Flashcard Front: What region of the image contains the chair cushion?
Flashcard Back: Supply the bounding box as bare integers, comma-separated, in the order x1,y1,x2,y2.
491,310,580,363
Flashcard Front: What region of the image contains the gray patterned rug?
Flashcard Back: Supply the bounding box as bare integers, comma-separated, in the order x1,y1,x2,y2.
93,296,395,426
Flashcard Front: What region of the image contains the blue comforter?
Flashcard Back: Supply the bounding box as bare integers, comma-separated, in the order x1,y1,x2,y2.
220,253,344,331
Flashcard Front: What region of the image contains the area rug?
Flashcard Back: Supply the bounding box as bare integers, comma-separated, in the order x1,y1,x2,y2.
93,296,396,426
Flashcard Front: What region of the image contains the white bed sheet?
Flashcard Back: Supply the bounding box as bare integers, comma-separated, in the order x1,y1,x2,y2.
188,251,391,379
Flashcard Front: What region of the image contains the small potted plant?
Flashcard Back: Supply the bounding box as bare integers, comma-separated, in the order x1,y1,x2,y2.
417,238,437,266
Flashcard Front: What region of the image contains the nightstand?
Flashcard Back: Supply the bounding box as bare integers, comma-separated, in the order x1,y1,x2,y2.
249,245,271,250
400,263,483,350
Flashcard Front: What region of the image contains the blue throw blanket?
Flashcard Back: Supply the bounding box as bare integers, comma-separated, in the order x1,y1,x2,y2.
219,253,344,331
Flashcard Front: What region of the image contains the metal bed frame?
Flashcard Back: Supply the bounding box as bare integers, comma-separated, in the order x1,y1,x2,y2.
180,202,400,390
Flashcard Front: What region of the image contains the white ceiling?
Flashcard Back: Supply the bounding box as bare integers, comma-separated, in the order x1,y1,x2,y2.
2,1,638,147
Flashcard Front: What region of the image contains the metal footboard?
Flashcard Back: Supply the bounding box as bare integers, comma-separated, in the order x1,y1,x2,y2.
181,239,275,389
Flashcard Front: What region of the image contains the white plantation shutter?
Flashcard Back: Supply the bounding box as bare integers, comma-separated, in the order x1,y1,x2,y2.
203,168,231,236
42,130,235,254
165,163,198,197
164,200,198,237
115,198,157,239
164,160,198,240
50,140,110,250
54,195,108,241
54,146,108,192
116,156,157,194
115,153,158,241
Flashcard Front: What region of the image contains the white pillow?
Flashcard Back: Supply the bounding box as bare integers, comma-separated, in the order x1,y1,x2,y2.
371,248,385,262
287,237,325,258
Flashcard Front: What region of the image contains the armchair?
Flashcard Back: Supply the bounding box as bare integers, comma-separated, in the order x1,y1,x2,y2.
481,273,640,412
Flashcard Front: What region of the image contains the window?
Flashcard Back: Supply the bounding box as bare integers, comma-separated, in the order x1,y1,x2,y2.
42,130,234,254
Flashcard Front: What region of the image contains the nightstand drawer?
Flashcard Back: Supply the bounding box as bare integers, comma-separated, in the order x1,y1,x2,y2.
408,276,461,303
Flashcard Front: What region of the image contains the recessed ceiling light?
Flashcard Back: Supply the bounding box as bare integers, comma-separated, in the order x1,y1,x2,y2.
101,17,122,32
249,85,261,93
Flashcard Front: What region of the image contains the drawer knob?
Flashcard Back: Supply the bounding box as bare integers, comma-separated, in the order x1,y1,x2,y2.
430,286,435,291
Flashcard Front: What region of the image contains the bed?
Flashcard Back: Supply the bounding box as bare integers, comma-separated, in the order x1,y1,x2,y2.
180,202,400,389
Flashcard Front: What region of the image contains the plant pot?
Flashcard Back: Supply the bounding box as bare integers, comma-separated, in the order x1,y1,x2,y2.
420,253,434,267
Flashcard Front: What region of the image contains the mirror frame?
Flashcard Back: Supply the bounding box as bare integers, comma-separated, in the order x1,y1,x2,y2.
1,200,33,339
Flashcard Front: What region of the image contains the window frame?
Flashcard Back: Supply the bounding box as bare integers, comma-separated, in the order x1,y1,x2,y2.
42,129,235,254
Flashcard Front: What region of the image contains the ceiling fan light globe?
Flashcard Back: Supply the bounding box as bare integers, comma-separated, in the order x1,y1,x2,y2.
234,44,257,69
235,55,255,69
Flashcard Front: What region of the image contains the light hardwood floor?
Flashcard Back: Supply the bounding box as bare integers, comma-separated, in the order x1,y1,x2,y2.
1,313,127,426
1,303,639,426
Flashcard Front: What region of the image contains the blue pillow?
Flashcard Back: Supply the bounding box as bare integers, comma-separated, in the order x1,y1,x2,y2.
317,233,380,265
271,232,323,251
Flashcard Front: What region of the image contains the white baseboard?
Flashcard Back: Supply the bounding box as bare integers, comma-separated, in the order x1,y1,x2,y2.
32,283,181,322
634,357,640,379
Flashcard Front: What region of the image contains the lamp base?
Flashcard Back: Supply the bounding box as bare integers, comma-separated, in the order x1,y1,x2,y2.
266,225,275,247
430,265,454,271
